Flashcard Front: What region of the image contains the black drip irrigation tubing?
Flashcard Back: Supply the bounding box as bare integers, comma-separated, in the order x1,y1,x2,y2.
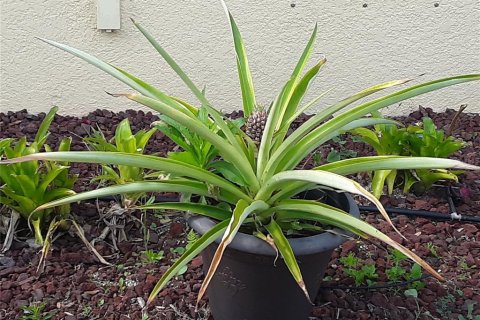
359,204,480,223
359,205,480,223
360,185,480,223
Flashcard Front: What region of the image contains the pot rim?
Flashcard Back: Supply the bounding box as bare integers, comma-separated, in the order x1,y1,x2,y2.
188,191,360,256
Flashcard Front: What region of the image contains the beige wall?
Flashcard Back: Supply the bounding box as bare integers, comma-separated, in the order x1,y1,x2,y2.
1,0,479,116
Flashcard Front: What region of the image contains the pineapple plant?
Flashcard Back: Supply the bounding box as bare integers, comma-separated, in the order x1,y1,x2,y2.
2,1,478,317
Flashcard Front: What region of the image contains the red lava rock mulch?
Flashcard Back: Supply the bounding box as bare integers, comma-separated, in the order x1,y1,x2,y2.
0,107,479,319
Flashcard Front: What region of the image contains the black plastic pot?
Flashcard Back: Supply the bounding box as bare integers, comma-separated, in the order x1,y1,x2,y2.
188,190,360,320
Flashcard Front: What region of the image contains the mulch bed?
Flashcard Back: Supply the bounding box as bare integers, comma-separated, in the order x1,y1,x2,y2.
0,107,479,320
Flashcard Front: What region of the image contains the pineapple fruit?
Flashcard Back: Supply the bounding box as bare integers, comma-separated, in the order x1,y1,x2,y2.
245,108,268,142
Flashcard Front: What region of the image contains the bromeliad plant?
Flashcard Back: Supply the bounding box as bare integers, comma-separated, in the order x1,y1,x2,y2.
153,110,218,170
83,118,157,207
351,113,466,197
0,108,109,270
0,106,77,247
2,1,479,305
403,116,466,193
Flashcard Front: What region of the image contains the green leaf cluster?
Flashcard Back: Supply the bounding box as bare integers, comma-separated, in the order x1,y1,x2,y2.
386,249,425,290
141,249,164,264
153,103,221,169
83,118,156,206
339,252,378,286
326,136,358,163
351,114,466,197
2,1,478,305
19,302,53,320
0,107,77,244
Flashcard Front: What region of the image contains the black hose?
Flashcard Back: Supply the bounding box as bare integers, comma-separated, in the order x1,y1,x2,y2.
359,205,480,223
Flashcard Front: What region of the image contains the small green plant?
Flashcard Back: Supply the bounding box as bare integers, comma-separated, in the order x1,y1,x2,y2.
457,257,476,281
83,118,157,207
385,249,425,290
405,263,425,290
311,151,322,167
170,246,186,256
351,113,465,197
118,276,126,292
186,229,200,250
165,231,200,276
386,249,407,282
80,306,92,317
169,246,188,275
339,252,378,286
458,302,480,320
436,293,456,319
426,242,439,258
403,117,465,194
326,136,358,163
142,249,165,263
19,302,53,320
458,257,472,270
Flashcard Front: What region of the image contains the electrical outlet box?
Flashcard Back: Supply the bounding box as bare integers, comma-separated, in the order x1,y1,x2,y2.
97,0,121,32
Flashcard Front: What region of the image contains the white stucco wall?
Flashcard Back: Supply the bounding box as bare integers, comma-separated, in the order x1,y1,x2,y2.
1,1,479,116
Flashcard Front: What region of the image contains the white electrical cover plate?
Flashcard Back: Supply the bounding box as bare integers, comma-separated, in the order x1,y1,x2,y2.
97,0,121,30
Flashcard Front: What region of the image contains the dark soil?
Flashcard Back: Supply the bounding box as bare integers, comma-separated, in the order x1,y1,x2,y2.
0,107,479,320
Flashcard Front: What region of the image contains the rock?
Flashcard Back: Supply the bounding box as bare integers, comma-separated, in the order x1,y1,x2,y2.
192,283,201,292
413,199,429,210
357,311,370,320
371,292,388,308
17,273,28,282
169,222,184,237
462,224,478,237
390,296,405,307
148,232,160,244
118,242,134,254
0,256,15,268
80,282,97,291
32,288,44,301
405,297,418,311
190,256,203,268
341,240,357,254
463,288,474,299
134,284,145,297
422,223,437,234
14,299,29,309
46,282,57,294
0,290,13,303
